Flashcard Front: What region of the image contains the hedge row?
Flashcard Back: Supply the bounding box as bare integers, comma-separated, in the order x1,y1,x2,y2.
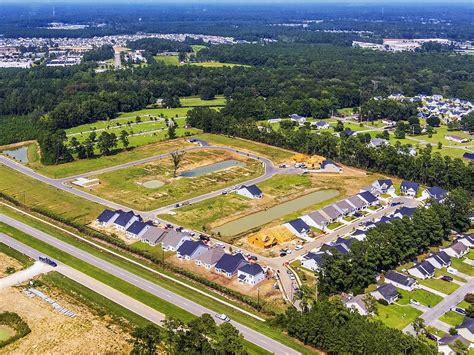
0,192,273,315
0,312,31,348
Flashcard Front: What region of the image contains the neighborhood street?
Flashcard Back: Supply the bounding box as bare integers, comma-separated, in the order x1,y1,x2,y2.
0,214,299,355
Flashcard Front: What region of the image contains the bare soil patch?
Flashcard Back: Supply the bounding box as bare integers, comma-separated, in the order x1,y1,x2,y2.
0,253,23,278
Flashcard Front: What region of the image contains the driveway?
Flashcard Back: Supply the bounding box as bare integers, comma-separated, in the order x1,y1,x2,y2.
0,260,52,289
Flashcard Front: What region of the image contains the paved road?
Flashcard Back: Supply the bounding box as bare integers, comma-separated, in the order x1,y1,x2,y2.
0,215,299,354
0,260,52,289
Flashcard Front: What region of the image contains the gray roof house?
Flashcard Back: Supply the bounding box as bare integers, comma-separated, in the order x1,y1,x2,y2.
140,226,167,246
194,247,226,269
371,179,395,194
346,195,367,210
334,200,356,215
345,294,369,316
371,284,399,304
161,230,191,252
215,253,248,278
321,205,343,222
456,317,474,342
384,270,417,291
425,251,451,269
301,211,330,230
177,240,208,260
441,241,469,258
408,260,435,279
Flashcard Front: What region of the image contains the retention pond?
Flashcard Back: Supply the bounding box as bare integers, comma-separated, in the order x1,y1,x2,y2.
180,160,244,177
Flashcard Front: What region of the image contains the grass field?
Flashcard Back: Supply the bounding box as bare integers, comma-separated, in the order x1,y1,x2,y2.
439,311,465,327
0,205,311,354
154,54,180,65
0,165,103,223
180,96,226,107
190,61,250,68
87,149,263,211
0,242,34,267
419,277,460,295
396,288,442,307
30,138,194,178
376,303,422,330
197,134,294,164
451,257,474,276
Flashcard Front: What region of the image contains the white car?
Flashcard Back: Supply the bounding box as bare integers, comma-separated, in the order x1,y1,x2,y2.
410,299,420,306
295,245,303,251
215,314,230,322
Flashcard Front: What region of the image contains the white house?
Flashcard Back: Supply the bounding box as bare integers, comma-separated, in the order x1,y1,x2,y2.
425,251,451,269
283,218,311,239
113,211,141,231
371,284,399,304
384,270,417,291
289,114,306,124
96,209,120,227
301,252,326,272
237,263,265,285
301,211,330,231
236,185,263,199
371,179,395,194
194,247,225,269
345,294,369,316
320,160,342,172
441,242,469,258
161,230,191,252
176,240,208,260
126,220,151,239
457,234,474,248
407,261,435,279
422,186,448,202
313,121,330,130
456,317,474,342
438,335,472,355
400,181,420,197
368,138,389,148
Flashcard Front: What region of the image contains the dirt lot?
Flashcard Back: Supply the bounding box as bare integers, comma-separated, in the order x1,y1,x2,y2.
0,253,23,278
168,256,286,312
0,286,131,354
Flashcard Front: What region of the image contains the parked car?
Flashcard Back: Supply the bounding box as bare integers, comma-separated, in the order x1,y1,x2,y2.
280,252,287,257
410,299,420,306
289,273,296,281
454,307,466,315
295,245,303,251
441,275,453,282
215,314,230,322
447,267,458,275
39,256,57,267
426,333,438,341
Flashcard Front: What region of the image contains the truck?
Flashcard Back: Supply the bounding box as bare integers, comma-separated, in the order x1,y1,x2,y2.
39,256,58,267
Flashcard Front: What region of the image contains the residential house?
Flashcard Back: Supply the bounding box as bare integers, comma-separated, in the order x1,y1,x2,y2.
423,186,448,202
301,211,330,231
357,191,378,205
351,229,367,241
438,335,472,355
215,253,248,278
425,251,451,269
161,230,191,252
445,135,470,143
392,207,417,219
237,263,266,285
400,181,420,197
314,121,330,130
342,128,355,136
384,270,417,291
320,242,350,256
283,218,311,239
372,179,395,194
113,211,141,231
301,252,326,272
194,247,226,269
320,160,342,172
408,260,435,279
457,234,474,247
346,195,367,211
237,185,263,199
345,294,369,316
368,138,389,148
321,205,343,222
441,241,469,258
176,240,208,260
140,226,167,246
289,114,306,124
267,118,281,124
96,209,120,226
371,284,399,304
334,200,357,216
456,317,474,342
126,220,151,239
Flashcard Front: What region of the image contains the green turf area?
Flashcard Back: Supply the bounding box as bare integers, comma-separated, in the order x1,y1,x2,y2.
27,143,39,164
130,241,174,260
457,300,470,310
439,311,465,326
154,55,179,65
41,271,151,328
258,174,312,197
419,277,460,295
197,133,294,164
0,205,310,354
336,108,354,116
425,326,446,338
396,288,442,307
180,96,226,107
190,61,250,68
88,149,263,211
327,222,343,230
375,303,422,330
30,138,194,178
0,242,34,267
450,257,474,276
467,249,474,260
191,45,207,53
434,268,466,283
0,165,103,224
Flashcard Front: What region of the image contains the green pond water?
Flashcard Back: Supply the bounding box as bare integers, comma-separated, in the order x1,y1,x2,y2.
212,189,339,236
180,159,244,177
3,146,29,163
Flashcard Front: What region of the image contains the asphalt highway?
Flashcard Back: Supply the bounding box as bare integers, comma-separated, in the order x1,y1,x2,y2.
0,214,299,355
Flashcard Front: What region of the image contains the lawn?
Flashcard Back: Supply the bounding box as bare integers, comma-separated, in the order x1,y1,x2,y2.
190,61,250,68
154,54,180,65
180,96,226,107
439,311,465,327
434,268,466,283
327,222,343,230
131,241,174,260
197,133,294,164
30,138,194,178
0,165,103,224
451,257,474,276
467,249,474,260
0,206,311,354
87,149,263,211
258,174,312,197
419,277,460,295
0,242,34,267
396,288,442,307
375,303,422,330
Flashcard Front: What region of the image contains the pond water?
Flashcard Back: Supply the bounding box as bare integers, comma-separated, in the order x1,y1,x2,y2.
2,146,29,163
212,189,339,236
180,160,244,177
142,180,165,189
0,325,15,342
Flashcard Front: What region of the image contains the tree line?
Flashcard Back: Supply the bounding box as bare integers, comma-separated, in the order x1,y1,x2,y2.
186,107,474,192
318,188,472,295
